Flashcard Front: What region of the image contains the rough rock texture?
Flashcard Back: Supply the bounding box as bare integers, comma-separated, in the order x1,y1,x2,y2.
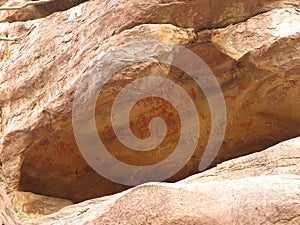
24,137,300,225
0,165,6,189
0,0,88,22
2,0,300,25
8,191,73,221
0,0,299,203
0,187,20,225
24,176,300,225
180,135,300,183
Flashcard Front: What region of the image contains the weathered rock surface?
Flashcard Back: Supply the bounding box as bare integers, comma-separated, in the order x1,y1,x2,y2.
0,187,20,225
0,0,300,203
24,137,300,225
1,0,300,25
180,134,300,183
0,165,6,189
0,0,88,23
8,191,73,221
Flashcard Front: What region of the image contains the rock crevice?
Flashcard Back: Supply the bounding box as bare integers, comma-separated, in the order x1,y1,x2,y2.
0,0,89,22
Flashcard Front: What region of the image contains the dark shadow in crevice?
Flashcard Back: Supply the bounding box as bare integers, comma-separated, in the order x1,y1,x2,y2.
3,0,89,23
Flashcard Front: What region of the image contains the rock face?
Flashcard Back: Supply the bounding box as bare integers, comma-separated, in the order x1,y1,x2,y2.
0,0,88,22
0,0,300,204
180,135,300,183
8,191,73,221
0,165,6,189
23,137,300,225
0,187,20,225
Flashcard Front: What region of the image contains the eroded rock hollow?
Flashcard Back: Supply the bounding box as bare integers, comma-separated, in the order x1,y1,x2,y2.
0,0,299,208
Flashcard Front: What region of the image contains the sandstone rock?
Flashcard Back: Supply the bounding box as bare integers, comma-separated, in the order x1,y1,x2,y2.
8,191,73,221
0,165,6,189
0,0,88,22
1,0,299,24
212,8,300,69
23,137,300,225
0,0,299,203
180,136,300,183
0,187,20,225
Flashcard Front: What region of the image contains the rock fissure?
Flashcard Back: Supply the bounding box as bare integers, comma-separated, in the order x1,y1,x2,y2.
0,0,89,23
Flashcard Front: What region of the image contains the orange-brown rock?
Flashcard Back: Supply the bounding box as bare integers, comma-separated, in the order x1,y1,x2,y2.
24,137,300,225
0,0,299,203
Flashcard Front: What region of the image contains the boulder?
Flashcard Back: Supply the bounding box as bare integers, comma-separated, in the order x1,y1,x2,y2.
23,137,300,225
0,0,299,203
